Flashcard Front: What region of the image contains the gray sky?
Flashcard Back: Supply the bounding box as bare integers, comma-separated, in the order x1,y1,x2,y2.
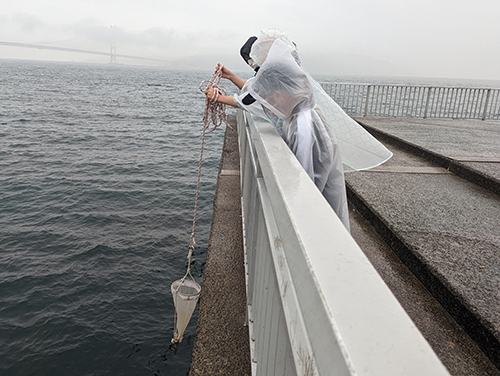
1,0,499,80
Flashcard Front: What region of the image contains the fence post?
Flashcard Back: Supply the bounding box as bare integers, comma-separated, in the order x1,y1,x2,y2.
482,89,492,121
364,85,371,117
424,87,433,119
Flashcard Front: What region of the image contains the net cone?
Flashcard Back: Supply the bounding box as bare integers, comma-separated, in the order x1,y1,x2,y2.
171,279,201,343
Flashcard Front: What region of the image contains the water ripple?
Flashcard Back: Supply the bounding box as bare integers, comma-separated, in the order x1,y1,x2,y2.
0,60,225,375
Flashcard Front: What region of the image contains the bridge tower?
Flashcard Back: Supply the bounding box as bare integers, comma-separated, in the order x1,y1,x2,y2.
110,25,117,64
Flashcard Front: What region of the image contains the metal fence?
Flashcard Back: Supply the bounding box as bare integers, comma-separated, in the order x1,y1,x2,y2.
320,83,500,120
237,109,450,376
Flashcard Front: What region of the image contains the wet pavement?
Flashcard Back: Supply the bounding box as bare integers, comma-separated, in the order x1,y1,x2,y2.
354,117,500,194
348,116,500,373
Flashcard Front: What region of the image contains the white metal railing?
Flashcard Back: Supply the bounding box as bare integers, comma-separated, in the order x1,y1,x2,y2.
237,109,450,376
320,82,500,120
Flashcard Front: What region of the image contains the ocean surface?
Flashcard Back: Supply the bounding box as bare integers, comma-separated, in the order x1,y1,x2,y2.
1,59,499,376
0,60,230,376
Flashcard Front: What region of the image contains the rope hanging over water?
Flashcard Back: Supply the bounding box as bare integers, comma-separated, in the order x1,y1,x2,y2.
170,64,229,346
182,63,230,279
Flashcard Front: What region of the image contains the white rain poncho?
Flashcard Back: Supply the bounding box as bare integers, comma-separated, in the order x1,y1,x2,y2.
242,28,393,172
234,77,284,133
248,39,350,231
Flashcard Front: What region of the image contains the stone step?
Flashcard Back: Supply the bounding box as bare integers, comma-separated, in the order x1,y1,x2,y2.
347,118,500,373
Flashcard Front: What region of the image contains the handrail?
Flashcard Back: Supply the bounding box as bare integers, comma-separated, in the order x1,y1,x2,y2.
237,109,450,375
320,82,500,120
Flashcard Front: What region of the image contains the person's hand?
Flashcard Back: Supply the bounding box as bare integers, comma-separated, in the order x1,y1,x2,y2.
205,87,217,101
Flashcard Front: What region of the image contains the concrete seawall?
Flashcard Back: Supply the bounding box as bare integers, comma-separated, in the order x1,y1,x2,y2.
189,115,251,376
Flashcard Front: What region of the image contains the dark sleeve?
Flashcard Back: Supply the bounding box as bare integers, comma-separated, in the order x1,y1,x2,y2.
242,93,256,105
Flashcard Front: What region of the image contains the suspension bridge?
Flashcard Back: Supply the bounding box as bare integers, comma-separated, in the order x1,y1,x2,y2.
0,40,168,64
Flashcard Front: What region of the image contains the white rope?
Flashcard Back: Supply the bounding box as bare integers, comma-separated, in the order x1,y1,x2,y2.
199,63,231,131
171,65,229,346
180,63,230,284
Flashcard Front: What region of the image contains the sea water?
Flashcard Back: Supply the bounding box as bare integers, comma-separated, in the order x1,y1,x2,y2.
0,60,231,376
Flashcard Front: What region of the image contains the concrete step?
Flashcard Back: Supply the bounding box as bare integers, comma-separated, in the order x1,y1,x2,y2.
354,117,500,195
350,206,500,376
346,118,500,373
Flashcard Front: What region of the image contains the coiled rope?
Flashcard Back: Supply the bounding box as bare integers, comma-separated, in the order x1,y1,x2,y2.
181,64,230,282
199,63,232,131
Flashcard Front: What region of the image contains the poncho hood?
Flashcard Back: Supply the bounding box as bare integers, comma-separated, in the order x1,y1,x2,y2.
248,39,314,120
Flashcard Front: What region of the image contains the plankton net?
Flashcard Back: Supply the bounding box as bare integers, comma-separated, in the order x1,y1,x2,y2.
170,64,229,345
171,269,201,344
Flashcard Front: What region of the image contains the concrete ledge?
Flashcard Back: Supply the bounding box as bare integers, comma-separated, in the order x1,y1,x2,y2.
346,182,500,370
356,119,500,196
345,120,500,370
189,115,251,376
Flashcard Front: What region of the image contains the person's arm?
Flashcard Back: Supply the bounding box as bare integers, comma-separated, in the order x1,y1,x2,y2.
216,94,238,107
205,87,237,107
221,66,246,90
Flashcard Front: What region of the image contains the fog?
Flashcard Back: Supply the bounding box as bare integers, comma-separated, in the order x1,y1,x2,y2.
2,0,499,81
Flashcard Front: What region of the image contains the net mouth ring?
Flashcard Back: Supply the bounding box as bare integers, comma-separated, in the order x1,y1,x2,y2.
171,279,201,300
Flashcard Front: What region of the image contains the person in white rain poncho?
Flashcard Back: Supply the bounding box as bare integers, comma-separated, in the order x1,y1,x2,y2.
250,39,351,230
205,29,393,231
236,29,393,173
